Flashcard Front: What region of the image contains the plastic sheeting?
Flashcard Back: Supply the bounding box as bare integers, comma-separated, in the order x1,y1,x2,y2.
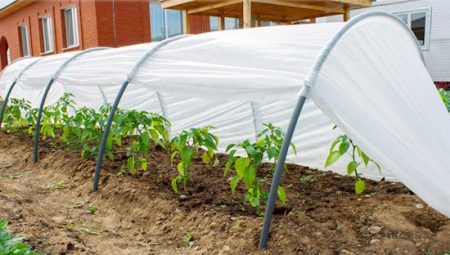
0,11,449,218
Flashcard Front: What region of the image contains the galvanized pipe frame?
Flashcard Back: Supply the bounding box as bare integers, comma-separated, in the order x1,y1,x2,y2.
0,58,42,129
33,47,109,163
92,35,188,192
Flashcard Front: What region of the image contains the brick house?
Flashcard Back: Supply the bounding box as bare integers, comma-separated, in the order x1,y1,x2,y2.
0,0,213,70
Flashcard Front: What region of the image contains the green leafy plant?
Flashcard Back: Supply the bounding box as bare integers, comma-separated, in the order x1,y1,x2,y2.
438,88,450,112
0,218,42,255
116,109,170,174
325,127,381,195
170,126,219,193
2,98,33,134
224,123,294,210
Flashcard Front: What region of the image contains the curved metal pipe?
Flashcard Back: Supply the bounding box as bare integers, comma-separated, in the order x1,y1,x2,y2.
0,58,42,128
258,94,307,249
33,48,108,163
92,35,188,192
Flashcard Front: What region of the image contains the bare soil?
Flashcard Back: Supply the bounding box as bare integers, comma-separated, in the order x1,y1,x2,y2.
0,132,449,255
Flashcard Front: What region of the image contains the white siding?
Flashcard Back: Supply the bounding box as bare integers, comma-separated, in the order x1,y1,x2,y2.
327,0,450,82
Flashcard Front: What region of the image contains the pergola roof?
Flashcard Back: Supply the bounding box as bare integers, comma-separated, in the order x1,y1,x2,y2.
161,0,372,22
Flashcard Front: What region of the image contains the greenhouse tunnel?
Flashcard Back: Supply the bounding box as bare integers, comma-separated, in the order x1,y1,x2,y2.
0,11,449,249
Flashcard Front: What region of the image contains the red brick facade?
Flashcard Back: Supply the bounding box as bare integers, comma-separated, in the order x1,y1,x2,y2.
0,0,210,69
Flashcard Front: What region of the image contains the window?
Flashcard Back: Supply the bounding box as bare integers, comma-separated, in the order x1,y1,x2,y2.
18,25,30,57
63,7,79,48
40,16,54,53
209,17,240,31
395,9,431,49
150,1,183,41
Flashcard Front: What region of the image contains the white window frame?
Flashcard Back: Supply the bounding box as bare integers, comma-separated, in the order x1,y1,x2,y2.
63,6,79,49
19,24,31,57
395,7,431,50
41,15,54,53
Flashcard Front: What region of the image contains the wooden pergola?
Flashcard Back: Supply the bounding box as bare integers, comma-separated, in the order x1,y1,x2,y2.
161,0,372,33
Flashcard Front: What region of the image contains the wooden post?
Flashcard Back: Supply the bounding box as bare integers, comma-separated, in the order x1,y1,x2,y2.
219,16,225,30
343,5,350,22
243,0,251,28
182,10,191,34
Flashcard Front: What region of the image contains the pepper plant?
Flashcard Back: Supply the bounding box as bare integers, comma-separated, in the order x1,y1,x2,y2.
224,123,294,210
170,126,219,193
2,98,33,134
325,126,381,195
116,109,171,174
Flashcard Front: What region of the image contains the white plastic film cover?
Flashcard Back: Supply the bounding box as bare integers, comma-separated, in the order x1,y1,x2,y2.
0,11,448,217
309,15,450,217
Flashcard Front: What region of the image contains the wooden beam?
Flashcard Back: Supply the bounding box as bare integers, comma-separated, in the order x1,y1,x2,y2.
161,0,192,9
218,16,225,30
243,0,251,28
182,10,191,34
252,0,345,14
187,0,242,15
332,0,372,6
343,4,350,21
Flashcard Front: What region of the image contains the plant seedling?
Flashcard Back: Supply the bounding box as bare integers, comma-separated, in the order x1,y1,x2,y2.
224,123,294,212
170,126,219,193
325,126,381,195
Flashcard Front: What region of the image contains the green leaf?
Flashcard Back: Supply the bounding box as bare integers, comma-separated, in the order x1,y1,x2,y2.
360,149,370,167
347,161,359,175
171,178,179,193
141,159,148,171
243,166,256,188
267,147,276,160
355,179,366,195
250,197,260,207
202,152,211,164
170,151,178,166
181,146,193,169
245,145,257,156
325,151,342,167
339,141,350,155
277,186,287,204
127,157,135,174
230,175,240,194
225,143,235,152
235,158,250,178
177,162,184,175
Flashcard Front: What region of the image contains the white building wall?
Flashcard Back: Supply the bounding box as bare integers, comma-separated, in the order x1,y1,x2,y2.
327,0,450,82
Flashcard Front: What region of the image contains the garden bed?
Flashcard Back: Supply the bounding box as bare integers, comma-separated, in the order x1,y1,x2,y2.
0,132,449,254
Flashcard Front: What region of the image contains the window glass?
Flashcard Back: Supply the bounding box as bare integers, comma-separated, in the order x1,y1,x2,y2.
167,9,182,37
19,26,29,56
411,12,426,46
41,17,54,52
64,7,79,47
210,17,219,31
150,2,165,41
225,18,239,30
397,14,408,25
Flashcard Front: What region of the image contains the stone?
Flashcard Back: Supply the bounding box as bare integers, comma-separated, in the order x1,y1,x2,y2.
222,245,231,252
368,226,382,234
370,239,381,245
